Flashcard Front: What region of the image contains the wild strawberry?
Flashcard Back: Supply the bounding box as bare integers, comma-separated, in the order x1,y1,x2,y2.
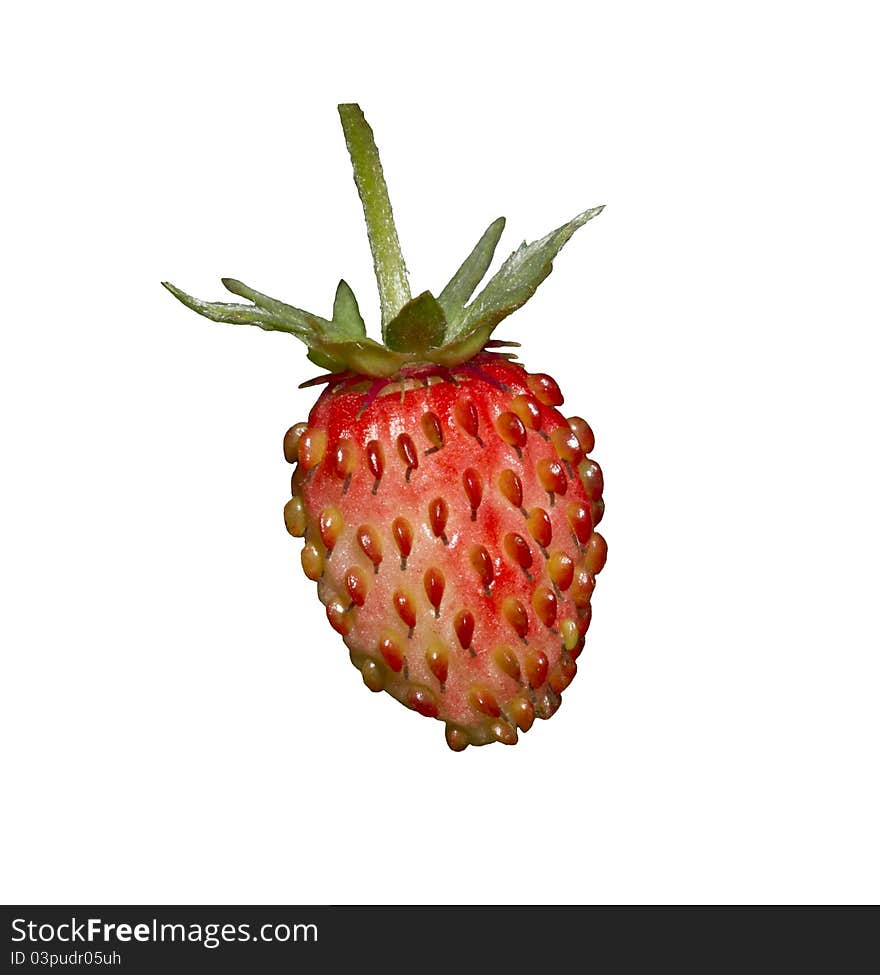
163,104,606,749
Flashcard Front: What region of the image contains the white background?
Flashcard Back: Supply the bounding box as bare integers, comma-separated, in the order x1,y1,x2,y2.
2,1,878,905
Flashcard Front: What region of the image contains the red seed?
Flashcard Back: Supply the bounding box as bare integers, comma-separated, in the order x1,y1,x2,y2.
524,648,549,688
366,440,385,483
421,411,444,450
345,566,368,607
426,646,449,685
469,545,495,589
357,524,383,570
550,655,577,693
391,516,413,567
326,599,351,636
462,468,483,519
397,433,419,476
319,506,344,552
423,567,445,616
503,532,533,572
510,393,542,431
496,411,527,450
379,635,404,672
454,399,481,440
392,590,417,631
550,426,584,466
454,610,475,651
567,416,595,454
503,598,530,639
332,438,357,482
567,503,593,545
407,686,439,718
470,686,501,718
526,508,552,549
571,567,595,608
578,459,604,501
532,587,558,628
499,469,523,509
592,498,605,526
526,373,564,407
536,458,567,497
283,422,308,464
584,532,608,574
428,497,449,541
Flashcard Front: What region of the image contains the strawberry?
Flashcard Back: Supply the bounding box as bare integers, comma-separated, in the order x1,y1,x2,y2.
164,104,606,749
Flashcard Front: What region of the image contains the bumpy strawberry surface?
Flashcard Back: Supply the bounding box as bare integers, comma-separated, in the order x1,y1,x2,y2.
283,355,606,749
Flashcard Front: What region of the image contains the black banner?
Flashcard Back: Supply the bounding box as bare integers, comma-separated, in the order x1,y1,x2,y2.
1,905,876,972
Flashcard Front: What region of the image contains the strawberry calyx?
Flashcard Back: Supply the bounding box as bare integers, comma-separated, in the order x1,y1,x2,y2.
162,104,603,379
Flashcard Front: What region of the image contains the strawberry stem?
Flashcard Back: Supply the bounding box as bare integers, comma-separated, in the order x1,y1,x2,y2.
338,104,411,336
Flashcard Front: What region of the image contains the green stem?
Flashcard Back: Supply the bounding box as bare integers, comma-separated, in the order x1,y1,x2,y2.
338,104,411,336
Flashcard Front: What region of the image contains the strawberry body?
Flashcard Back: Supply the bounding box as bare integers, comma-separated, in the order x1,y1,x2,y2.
284,355,606,748
166,103,607,751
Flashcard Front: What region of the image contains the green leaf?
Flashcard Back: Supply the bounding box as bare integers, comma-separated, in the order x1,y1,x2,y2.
221,278,331,335
383,291,447,354
445,206,604,342
331,279,367,338
162,281,315,336
164,279,417,378
437,216,506,321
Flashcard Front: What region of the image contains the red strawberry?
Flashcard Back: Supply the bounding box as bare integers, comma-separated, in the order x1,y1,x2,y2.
164,104,606,749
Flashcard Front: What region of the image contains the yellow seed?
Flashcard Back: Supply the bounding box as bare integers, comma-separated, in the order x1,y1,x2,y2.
507,694,535,733
298,428,328,470
547,551,574,590
503,598,530,639
489,720,518,745
560,618,579,651
493,645,522,682
421,411,444,450
301,543,324,581
470,544,495,589
283,497,307,537
361,659,385,692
